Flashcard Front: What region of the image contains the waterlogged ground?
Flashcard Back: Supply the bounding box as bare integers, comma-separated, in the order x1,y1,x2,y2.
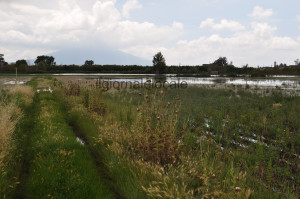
1,75,299,198
54,75,300,96
0,76,31,89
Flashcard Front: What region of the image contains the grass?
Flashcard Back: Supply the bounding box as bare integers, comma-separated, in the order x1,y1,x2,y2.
0,85,34,198
92,85,299,198
22,92,114,198
1,76,299,198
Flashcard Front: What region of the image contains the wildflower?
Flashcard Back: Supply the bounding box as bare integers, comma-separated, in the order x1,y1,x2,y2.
175,110,178,114
160,90,164,94
136,108,140,112
139,93,142,96
157,116,160,121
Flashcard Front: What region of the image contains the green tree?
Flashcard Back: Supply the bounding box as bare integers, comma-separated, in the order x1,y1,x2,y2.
213,57,228,66
0,53,8,67
0,54,4,62
16,59,28,67
34,55,56,66
152,52,166,74
84,60,94,66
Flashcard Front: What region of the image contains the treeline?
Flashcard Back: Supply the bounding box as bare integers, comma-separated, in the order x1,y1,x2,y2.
0,55,299,76
1,63,300,76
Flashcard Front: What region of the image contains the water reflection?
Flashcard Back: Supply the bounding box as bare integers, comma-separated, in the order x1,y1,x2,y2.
91,76,299,89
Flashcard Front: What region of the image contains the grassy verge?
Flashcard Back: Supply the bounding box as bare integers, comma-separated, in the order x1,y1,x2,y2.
0,84,35,198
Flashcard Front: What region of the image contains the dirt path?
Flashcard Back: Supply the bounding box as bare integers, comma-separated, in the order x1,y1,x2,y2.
12,78,118,198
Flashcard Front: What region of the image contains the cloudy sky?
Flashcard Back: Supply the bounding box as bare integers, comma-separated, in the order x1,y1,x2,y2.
0,0,300,66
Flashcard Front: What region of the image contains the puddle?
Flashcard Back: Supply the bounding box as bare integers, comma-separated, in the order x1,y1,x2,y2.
37,87,53,93
4,80,27,85
76,137,85,146
85,76,300,89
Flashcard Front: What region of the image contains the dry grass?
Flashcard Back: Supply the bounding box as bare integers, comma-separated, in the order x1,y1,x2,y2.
1,85,34,166
9,85,34,105
0,102,22,166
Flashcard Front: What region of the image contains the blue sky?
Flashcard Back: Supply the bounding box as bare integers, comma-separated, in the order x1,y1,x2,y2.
0,0,299,66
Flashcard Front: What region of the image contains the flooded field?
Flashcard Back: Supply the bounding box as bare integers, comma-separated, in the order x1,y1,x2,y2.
0,76,31,89
1,75,299,198
50,73,300,89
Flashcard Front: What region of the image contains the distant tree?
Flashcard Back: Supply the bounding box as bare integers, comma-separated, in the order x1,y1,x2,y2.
295,59,300,66
0,54,4,62
213,57,228,66
152,52,166,74
34,55,56,66
0,53,8,67
84,60,94,66
16,59,28,67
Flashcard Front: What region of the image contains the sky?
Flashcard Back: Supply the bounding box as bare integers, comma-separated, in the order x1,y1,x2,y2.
0,0,300,66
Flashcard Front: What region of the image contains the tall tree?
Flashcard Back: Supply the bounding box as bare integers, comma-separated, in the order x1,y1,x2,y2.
0,53,8,67
152,52,166,74
213,57,228,66
16,59,28,67
34,55,56,66
84,60,94,66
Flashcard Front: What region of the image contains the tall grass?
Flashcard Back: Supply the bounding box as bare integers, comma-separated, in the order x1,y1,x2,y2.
124,90,181,165
0,100,21,164
0,85,34,197
96,86,299,198
0,85,34,165
45,79,300,198
9,85,34,106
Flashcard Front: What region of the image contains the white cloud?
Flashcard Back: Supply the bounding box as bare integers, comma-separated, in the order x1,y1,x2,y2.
122,22,300,66
251,22,277,37
0,46,55,63
0,0,183,61
0,0,299,66
250,6,273,19
122,0,142,18
200,18,245,31
116,21,183,45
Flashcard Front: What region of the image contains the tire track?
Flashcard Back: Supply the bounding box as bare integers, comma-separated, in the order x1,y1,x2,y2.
68,122,126,199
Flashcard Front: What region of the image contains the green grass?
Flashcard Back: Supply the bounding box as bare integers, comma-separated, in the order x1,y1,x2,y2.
22,92,114,198
1,77,299,198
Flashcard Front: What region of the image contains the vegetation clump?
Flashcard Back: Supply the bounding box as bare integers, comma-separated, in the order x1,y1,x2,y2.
130,90,181,165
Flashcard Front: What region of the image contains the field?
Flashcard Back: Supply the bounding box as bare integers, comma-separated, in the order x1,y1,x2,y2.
0,75,299,198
